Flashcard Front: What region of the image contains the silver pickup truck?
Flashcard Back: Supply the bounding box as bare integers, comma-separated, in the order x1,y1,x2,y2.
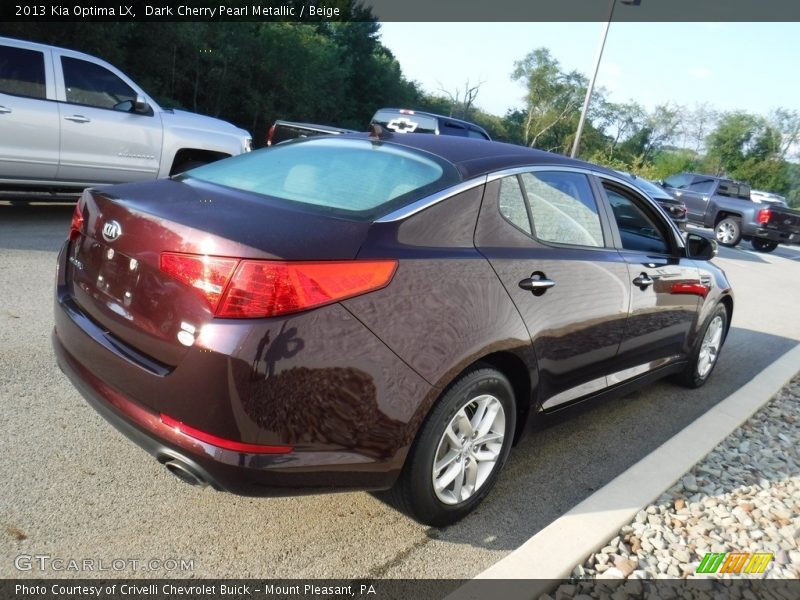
0,36,252,200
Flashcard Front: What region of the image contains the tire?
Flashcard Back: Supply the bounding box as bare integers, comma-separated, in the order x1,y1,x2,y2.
714,217,742,247
385,367,516,527
673,303,728,389
751,239,778,253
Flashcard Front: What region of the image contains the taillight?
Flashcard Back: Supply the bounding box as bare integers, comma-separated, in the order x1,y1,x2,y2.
757,208,771,225
69,202,84,241
217,259,397,318
159,253,239,311
159,253,397,318
266,124,275,146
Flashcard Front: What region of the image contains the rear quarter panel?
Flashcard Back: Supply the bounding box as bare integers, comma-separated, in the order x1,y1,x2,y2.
344,186,536,422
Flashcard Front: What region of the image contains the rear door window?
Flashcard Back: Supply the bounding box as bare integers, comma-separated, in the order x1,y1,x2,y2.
497,176,532,235
0,45,46,99
519,171,604,247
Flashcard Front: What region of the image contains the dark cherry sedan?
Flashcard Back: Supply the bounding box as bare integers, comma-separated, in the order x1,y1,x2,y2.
53,132,732,526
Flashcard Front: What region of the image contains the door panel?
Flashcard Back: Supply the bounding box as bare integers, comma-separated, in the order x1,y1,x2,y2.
475,173,630,406
56,55,162,184
0,44,59,180
602,183,702,368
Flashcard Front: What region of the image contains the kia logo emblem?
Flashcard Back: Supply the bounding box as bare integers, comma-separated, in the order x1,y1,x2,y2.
102,220,122,242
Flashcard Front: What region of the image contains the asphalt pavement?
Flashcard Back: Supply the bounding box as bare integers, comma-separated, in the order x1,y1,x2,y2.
2,203,800,579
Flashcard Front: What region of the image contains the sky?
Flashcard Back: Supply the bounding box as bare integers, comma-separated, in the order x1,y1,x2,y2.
378,22,800,119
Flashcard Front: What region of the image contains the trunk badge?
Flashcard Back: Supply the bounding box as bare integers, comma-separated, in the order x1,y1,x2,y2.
102,220,122,242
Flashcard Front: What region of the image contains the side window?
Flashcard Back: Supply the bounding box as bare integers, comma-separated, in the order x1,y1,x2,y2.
688,177,715,194
61,56,136,110
497,176,532,235
604,186,670,254
664,173,692,189
0,45,46,99
520,171,604,247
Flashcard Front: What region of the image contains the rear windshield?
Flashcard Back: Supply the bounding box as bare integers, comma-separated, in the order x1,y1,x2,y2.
372,110,439,134
184,137,460,219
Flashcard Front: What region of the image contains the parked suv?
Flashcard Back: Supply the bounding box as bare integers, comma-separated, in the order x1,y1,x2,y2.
661,173,800,252
0,37,252,200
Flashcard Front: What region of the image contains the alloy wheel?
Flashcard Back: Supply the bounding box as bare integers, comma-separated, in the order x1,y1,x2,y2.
432,394,506,505
697,315,724,378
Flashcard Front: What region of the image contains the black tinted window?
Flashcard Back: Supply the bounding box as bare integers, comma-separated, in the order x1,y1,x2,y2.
62,56,136,110
0,45,46,99
605,186,669,254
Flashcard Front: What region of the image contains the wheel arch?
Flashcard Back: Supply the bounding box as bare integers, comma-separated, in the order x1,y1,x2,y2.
169,149,230,175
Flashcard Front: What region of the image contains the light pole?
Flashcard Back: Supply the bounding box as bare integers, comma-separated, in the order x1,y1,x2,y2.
570,0,639,159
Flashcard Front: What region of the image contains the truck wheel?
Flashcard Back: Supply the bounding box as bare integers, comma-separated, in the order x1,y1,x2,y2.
382,367,516,527
714,218,742,247
751,239,778,253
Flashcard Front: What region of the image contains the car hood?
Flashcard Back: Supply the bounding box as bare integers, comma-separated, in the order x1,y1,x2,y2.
161,109,250,139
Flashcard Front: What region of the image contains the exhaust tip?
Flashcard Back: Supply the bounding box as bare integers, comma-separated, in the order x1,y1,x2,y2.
163,459,208,488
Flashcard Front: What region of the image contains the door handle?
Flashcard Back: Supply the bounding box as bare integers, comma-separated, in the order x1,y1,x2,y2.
632,273,654,290
64,115,91,123
0,106,11,114
519,271,556,296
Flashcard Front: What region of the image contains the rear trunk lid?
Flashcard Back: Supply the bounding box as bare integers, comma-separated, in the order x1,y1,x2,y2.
66,178,372,367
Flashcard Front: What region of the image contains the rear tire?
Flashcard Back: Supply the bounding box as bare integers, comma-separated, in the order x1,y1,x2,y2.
386,367,516,527
751,239,778,253
714,217,742,247
673,303,728,389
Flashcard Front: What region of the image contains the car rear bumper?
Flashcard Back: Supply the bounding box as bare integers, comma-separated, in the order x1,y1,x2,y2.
51,241,430,495
747,227,799,244
52,327,404,495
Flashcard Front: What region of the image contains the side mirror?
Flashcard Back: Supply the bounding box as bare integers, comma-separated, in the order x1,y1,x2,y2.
686,233,717,260
134,95,150,114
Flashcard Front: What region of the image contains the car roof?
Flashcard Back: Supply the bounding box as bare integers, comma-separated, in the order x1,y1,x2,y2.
338,132,612,181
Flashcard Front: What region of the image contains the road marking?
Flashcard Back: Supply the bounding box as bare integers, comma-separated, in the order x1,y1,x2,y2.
449,343,800,599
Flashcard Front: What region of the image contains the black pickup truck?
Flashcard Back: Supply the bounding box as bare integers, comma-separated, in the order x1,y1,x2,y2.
661,173,800,252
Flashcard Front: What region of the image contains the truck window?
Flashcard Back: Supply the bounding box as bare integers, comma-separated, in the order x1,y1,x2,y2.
688,177,715,194
0,45,46,99
663,173,692,189
61,56,137,110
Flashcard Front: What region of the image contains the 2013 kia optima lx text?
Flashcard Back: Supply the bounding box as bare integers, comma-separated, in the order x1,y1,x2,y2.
53,132,732,526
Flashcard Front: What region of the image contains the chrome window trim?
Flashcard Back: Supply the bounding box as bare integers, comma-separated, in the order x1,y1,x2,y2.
375,175,488,223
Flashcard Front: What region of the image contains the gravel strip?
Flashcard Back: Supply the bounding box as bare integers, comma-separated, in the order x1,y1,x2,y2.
559,375,800,586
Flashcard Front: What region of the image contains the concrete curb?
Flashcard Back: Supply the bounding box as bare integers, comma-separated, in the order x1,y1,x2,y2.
450,343,800,599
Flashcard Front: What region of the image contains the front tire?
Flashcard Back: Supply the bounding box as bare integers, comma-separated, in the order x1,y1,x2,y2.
714,217,742,247
387,367,516,526
674,303,728,389
751,239,778,253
